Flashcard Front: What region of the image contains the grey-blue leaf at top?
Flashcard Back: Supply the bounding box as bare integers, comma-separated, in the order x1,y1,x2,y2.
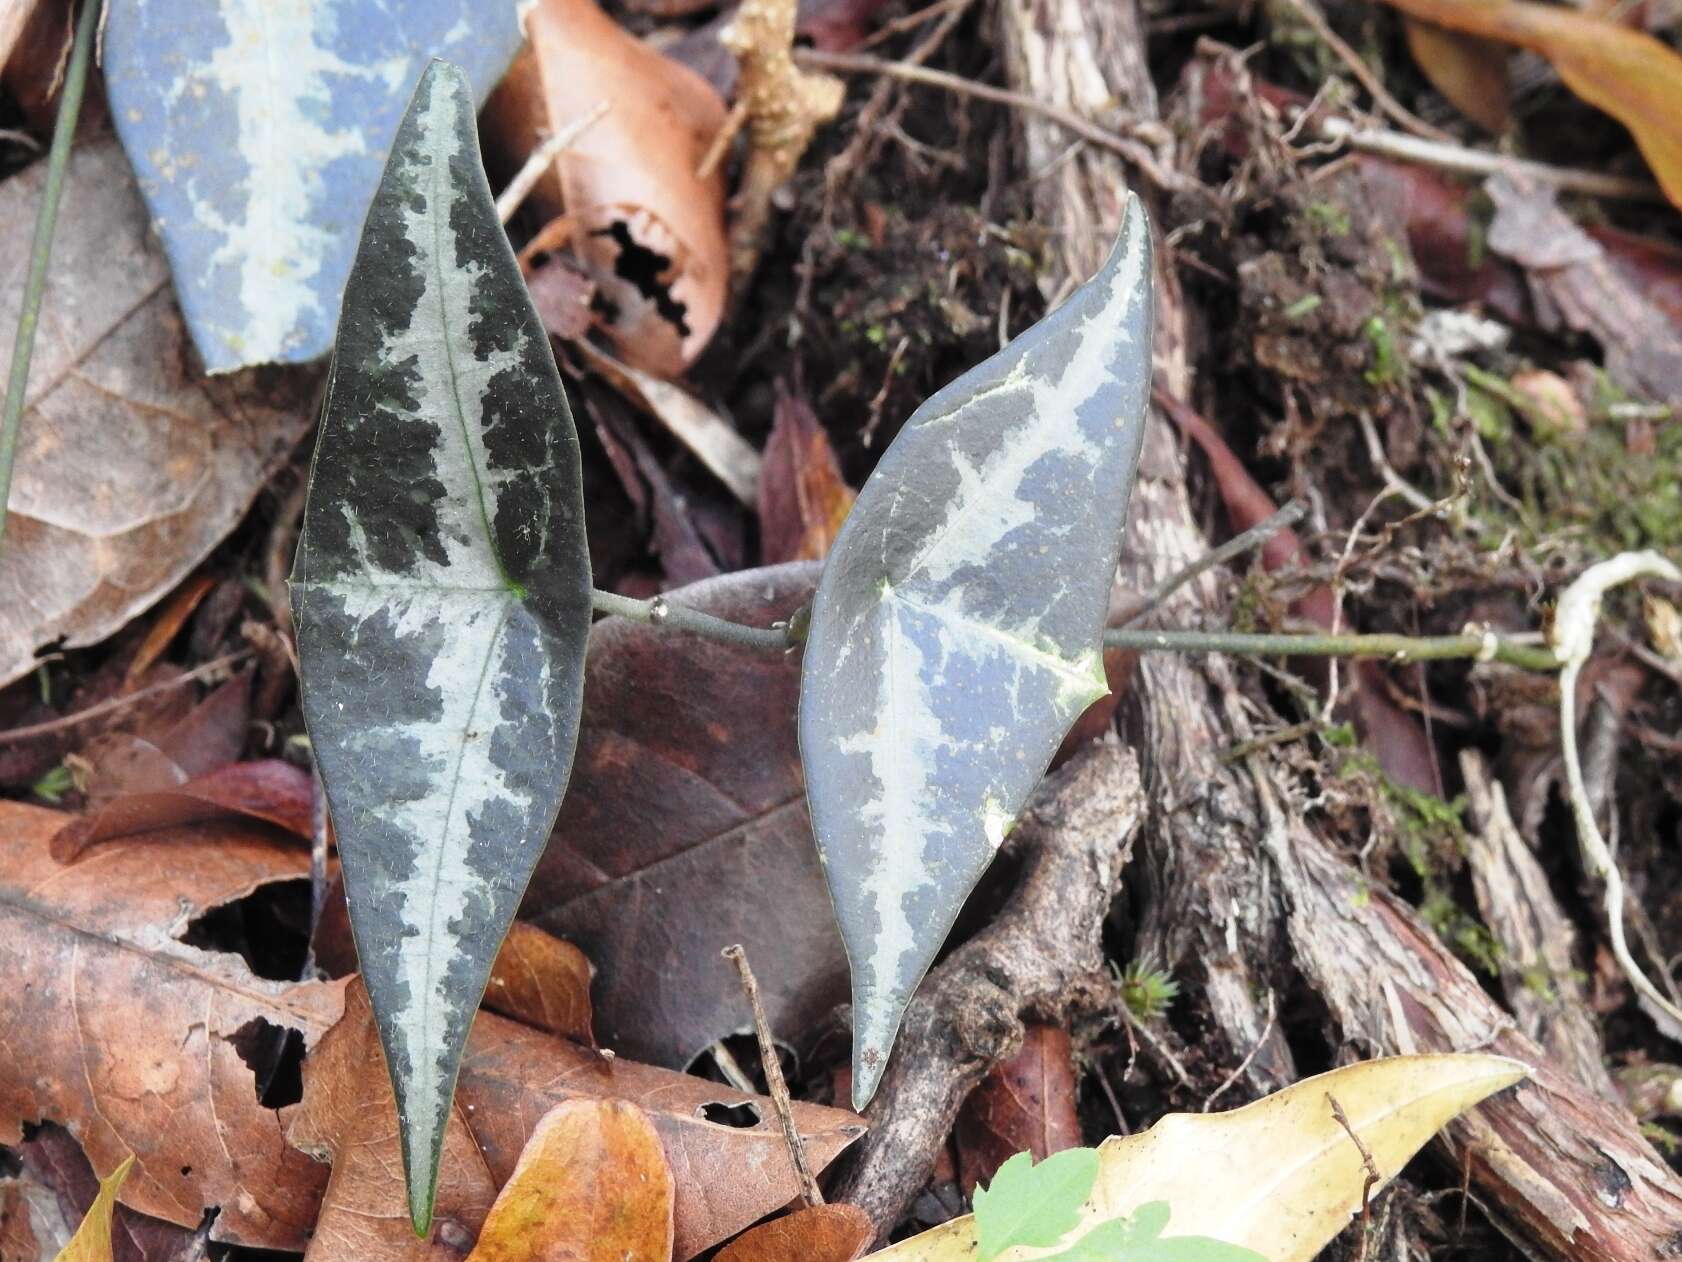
799,200,1155,1109
103,0,521,373
289,61,591,1233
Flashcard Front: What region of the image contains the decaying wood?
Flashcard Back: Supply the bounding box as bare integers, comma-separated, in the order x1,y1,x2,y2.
1002,0,1297,1098
828,743,1145,1237
1247,747,1682,1261
1461,750,1619,1102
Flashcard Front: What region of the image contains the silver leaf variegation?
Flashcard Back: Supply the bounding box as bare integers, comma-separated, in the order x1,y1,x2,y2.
289,61,590,1231
799,199,1155,1108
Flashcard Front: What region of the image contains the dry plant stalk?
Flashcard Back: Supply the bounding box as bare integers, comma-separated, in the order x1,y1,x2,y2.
720,0,844,286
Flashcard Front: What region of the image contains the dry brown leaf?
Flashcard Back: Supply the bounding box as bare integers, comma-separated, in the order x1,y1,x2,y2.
0,142,314,688
0,0,40,75
715,1204,874,1262
1381,0,1682,208
954,1025,1082,1195
758,388,854,563
481,922,596,1045
122,576,217,689
1484,172,1682,407
0,801,344,1251
288,981,498,1262
465,1099,673,1262
1401,18,1510,132
486,0,728,375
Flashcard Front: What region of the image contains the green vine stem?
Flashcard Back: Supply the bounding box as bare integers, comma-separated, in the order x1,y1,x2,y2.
0,0,103,553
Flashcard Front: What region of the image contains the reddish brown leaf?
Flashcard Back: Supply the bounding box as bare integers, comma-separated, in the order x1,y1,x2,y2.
715,1204,875,1262
954,1025,1082,1195
1380,0,1682,208
482,922,596,1045
522,564,848,1070
1158,391,1439,792
465,1099,673,1262
525,253,596,343
122,576,217,689
485,0,729,375
758,389,855,564
0,801,343,1251
52,759,314,861
288,981,498,1262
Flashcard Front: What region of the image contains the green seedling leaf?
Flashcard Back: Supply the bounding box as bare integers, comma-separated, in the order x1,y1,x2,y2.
868,1053,1529,1262
290,60,591,1235
974,1149,1101,1261
799,200,1154,1107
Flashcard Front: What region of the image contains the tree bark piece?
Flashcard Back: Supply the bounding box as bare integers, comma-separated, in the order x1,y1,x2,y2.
827,743,1145,1237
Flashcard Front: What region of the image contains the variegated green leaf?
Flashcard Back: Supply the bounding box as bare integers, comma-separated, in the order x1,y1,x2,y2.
799,200,1154,1108
289,60,590,1233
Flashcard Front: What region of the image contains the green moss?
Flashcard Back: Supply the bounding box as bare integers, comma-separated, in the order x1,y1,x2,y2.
1362,315,1403,387
1303,200,1352,238
1116,960,1180,1021
1282,294,1323,321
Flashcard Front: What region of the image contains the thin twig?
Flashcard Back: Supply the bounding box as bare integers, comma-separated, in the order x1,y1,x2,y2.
496,101,610,224
795,48,1186,192
590,588,794,651
722,944,824,1207
0,651,252,745
1102,626,1559,671
0,0,103,551
1328,1093,1382,1262
1120,501,1307,628
1277,0,1452,143
1202,989,1277,1111
1314,115,1664,202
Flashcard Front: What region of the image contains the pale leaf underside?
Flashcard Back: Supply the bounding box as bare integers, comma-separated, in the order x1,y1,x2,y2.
290,61,590,1230
799,198,1155,1106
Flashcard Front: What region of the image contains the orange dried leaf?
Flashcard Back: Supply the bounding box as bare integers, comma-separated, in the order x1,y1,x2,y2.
1382,0,1682,208
758,391,855,563
483,921,596,1045
487,0,729,375
467,1099,674,1262
1401,17,1510,132
715,1204,874,1262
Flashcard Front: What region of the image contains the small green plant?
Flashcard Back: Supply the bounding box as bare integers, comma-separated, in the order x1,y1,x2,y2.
1117,960,1181,1021
973,1149,1265,1262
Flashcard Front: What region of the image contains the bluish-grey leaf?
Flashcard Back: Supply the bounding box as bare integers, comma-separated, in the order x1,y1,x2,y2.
103,0,522,373
799,200,1154,1108
289,60,590,1233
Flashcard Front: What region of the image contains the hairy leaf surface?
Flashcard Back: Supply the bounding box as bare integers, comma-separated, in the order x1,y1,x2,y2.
290,61,591,1232
799,198,1154,1106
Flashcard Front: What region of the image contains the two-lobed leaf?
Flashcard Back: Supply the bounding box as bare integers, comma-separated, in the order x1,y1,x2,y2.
799,199,1155,1106
290,60,591,1233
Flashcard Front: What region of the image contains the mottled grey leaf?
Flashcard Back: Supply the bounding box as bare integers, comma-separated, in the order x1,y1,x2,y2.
103,0,522,373
289,60,590,1233
799,199,1154,1108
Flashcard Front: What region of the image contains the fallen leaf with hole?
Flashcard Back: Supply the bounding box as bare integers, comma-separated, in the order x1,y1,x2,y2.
523,564,848,1071
51,1154,132,1262
715,1204,875,1262
758,388,855,563
870,1054,1528,1260
487,0,729,375
100,1,522,370
0,801,343,1251
1379,0,1682,209
287,981,499,1262
0,141,315,689
954,1025,1082,1195
464,1099,673,1262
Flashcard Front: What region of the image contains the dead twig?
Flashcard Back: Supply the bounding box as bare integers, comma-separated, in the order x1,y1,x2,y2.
1276,0,1453,144
0,651,251,745
1328,1093,1382,1262
828,743,1145,1238
496,101,610,224
722,943,824,1208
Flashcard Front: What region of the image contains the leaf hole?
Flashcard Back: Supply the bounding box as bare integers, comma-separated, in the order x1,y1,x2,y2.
181,878,311,981
594,222,691,336
699,1100,762,1129
229,1018,306,1108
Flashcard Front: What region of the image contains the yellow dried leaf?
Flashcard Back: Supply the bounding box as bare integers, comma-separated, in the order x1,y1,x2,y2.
52,1155,133,1262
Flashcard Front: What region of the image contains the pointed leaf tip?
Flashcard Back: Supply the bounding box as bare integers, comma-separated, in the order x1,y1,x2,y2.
803,201,1154,1100
291,58,591,1232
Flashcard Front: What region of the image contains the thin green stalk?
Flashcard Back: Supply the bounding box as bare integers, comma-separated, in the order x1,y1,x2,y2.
0,0,103,553
591,587,796,651
1101,627,1559,672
